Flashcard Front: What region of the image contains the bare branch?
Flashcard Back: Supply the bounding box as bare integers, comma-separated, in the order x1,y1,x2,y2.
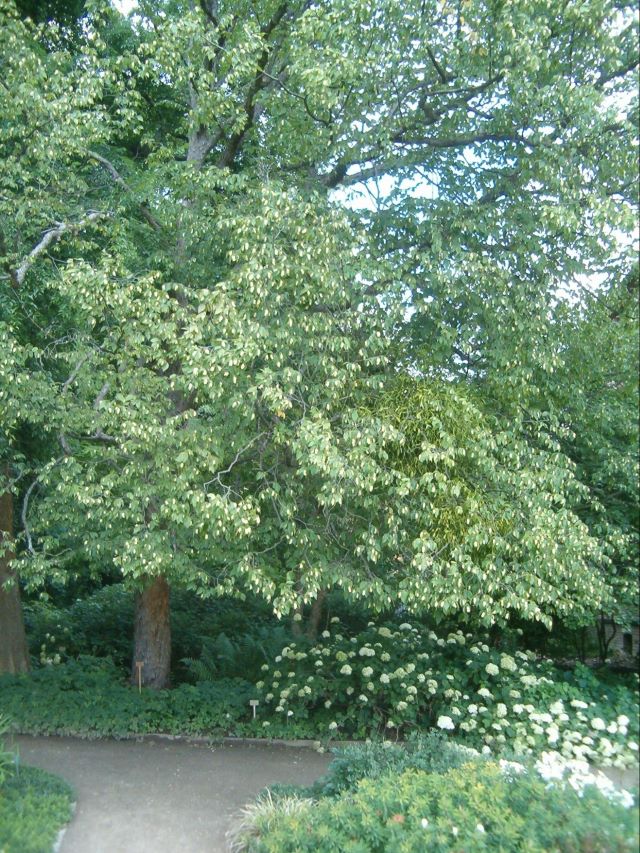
13,211,105,287
21,478,39,555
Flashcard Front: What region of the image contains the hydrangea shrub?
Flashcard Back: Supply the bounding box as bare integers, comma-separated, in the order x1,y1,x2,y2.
253,619,639,767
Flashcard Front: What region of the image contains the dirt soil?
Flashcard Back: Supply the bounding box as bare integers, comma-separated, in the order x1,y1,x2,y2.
10,735,331,853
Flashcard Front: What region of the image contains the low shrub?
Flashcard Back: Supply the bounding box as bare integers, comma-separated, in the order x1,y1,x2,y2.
0,657,253,738
252,619,640,765
242,762,639,853
0,714,18,786
0,765,75,853
310,732,483,797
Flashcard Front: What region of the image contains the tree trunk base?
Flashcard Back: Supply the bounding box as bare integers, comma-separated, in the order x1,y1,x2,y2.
0,485,30,675
131,575,171,689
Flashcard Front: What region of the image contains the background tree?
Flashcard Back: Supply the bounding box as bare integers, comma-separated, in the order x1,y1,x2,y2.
1,0,637,685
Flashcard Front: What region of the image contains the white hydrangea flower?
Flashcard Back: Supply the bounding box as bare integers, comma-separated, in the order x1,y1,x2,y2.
381,652,391,662
339,664,352,675
321,630,331,638
496,703,508,718
399,623,412,631
397,701,408,711
590,718,606,731
359,646,376,657
485,663,500,676
328,721,338,730
380,673,390,684
478,688,492,699
500,654,517,672
437,715,455,730
547,726,560,744
362,666,374,678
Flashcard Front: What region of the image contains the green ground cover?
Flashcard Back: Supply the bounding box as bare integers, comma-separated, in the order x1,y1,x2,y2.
0,723,74,853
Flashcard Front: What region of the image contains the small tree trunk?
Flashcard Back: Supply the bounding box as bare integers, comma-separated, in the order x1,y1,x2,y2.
131,575,171,689
0,485,30,674
305,590,326,641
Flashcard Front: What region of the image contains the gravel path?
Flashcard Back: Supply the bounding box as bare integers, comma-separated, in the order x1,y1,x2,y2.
10,735,331,853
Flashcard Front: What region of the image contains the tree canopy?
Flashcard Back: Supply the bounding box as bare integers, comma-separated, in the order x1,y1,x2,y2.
1,0,637,683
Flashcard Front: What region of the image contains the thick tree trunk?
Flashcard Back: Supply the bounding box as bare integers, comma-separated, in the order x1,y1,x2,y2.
131,575,171,689
0,486,30,674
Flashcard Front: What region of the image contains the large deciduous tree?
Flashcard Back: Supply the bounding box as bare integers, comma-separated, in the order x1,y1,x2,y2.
1,0,637,685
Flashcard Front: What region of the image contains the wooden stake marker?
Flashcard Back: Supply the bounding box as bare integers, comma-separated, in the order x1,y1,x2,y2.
135,661,144,693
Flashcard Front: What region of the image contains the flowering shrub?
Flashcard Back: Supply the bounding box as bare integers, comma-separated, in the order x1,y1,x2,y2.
237,762,638,853
252,619,639,766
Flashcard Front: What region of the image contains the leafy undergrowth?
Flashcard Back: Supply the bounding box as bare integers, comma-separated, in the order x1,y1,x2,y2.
229,738,639,853
0,657,252,739
0,765,74,853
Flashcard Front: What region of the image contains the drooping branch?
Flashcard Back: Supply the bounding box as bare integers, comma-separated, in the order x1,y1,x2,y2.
88,151,162,231
12,210,105,287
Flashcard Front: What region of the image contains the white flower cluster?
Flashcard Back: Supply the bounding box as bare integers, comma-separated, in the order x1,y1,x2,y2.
499,751,636,809
253,620,639,764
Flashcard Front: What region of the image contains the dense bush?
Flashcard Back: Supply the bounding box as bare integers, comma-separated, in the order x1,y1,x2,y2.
237,762,639,853
309,733,483,798
252,619,639,765
0,657,253,738
0,765,75,853
24,586,289,680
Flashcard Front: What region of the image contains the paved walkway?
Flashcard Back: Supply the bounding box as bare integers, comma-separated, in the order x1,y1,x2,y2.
10,735,331,853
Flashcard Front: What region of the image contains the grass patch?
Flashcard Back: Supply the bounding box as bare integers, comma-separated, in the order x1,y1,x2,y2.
0,764,74,853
